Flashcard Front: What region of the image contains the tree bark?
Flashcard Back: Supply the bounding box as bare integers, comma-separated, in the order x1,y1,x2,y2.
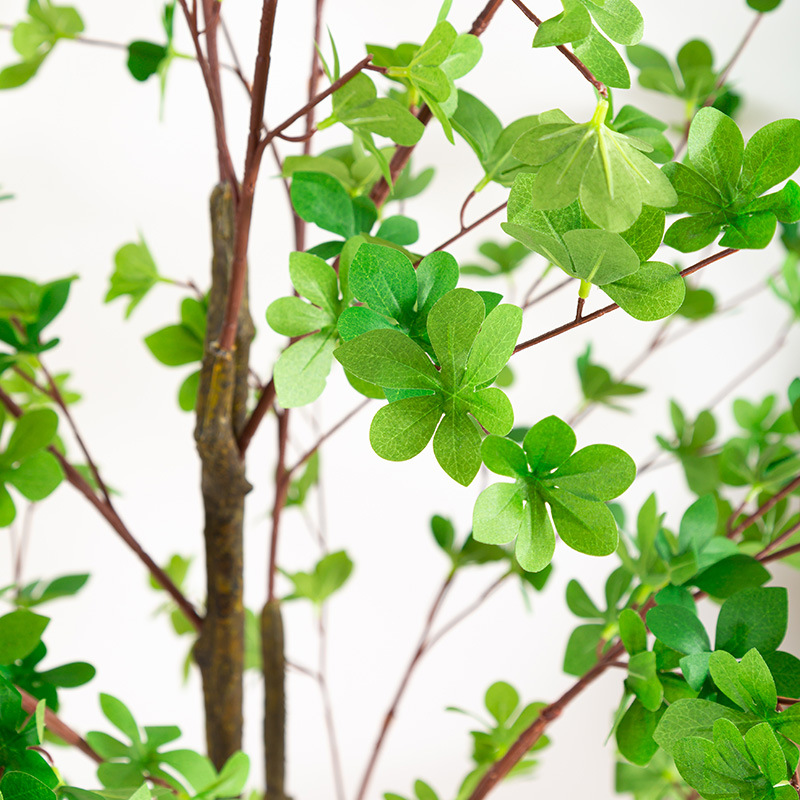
193,184,255,769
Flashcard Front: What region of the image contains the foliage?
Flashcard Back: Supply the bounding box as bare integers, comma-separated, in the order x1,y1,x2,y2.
2,3,800,800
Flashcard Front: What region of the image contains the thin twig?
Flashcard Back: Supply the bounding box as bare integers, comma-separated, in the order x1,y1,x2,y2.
424,571,510,652
756,519,800,560
286,399,372,477
318,610,346,800
238,379,276,455
0,385,203,630
509,0,607,98
522,276,572,310
355,571,457,800
513,249,738,355
432,201,508,253
729,474,800,540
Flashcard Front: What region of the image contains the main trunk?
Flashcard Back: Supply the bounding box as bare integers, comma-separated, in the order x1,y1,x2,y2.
193,184,255,769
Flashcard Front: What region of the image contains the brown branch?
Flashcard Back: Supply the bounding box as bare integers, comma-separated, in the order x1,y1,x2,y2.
318,611,346,800
176,0,237,189
757,519,800,560
464,498,800,800
706,14,762,107
217,0,280,353
0,385,203,630
238,379,276,455
509,0,607,98
522,276,572,310
729,474,800,540
304,0,326,155
424,571,510,651
355,570,457,800
260,56,374,150
19,686,101,763
513,249,739,355
432,201,508,254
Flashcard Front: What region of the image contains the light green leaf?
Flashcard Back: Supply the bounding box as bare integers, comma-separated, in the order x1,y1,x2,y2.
369,395,442,461
602,260,686,321
432,410,482,486
472,482,524,544
273,329,338,408
334,329,439,390
266,296,333,337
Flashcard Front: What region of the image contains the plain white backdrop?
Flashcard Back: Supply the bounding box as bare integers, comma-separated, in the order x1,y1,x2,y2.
2,0,800,798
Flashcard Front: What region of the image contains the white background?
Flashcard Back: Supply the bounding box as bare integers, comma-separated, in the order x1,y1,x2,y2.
2,1,800,799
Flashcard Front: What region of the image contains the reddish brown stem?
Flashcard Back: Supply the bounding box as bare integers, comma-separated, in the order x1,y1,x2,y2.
730,474,800,540
237,379,276,456
303,0,326,155
176,0,237,189
0,385,203,630
355,571,457,800
432,201,508,253
217,0,280,353
513,249,738,355
510,0,607,97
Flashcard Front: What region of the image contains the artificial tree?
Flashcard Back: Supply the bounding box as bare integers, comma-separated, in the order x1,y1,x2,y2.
1,1,800,799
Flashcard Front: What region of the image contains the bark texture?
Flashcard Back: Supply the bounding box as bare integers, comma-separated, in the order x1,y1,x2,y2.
193,184,255,769
261,599,288,800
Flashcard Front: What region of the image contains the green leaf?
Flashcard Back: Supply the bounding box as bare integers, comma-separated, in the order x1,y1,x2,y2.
376,216,419,246
654,698,754,755
715,587,787,657
99,693,141,744
289,251,340,315
572,27,631,89
692,555,770,598
708,648,777,717
432,409,482,487
545,489,619,556
748,0,782,9
4,409,58,464
485,681,520,725
583,0,644,46
266,297,332,337
523,415,576,474
369,395,442,461
0,772,56,800
546,443,636,501
430,514,455,553
472,482,524,545
646,604,710,655
349,244,418,322
144,325,203,367
273,330,338,408
178,370,200,412
290,172,355,239
563,623,604,676
602,261,686,321
452,90,502,165
335,329,439,390
513,100,675,232
427,289,485,385
617,699,663,766
0,610,49,662
481,435,528,478
283,551,354,606
566,580,603,619
627,651,664,712
127,41,168,82
619,608,648,655
532,5,592,48
7,450,63,501
739,118,800,199
105,239,162,318
561,230,641,285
